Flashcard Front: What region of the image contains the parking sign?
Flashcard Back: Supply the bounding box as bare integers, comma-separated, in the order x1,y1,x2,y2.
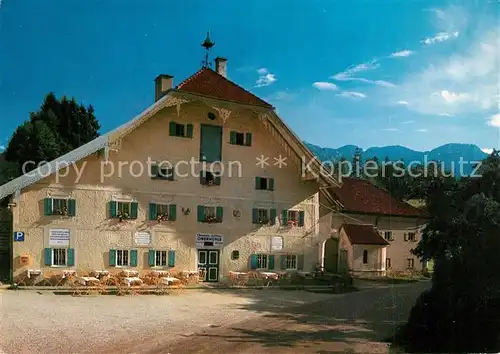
14,231,24,242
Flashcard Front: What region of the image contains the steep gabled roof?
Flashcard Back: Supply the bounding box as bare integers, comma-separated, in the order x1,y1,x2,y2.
176,68,272,108
341,223,389,246
334,177,427,218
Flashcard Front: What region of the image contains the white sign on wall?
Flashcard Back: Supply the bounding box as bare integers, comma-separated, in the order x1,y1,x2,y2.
134,231,151,246
49,228,70,246
196,233,223,248
271,236,283,251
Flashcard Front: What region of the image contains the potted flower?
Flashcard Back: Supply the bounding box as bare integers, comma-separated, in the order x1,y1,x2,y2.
205,215,218,223
117,212,130,222
54,207,68,216
288,220,297,227
157,213,169,223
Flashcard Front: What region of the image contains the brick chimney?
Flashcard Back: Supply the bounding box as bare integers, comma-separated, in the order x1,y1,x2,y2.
154,74,173,101
215,57,227,78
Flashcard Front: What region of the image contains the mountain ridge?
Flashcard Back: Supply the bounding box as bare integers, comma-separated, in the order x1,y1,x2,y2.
305,142,489,176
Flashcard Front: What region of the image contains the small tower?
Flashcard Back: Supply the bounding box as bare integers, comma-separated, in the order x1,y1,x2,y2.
201,31,215,68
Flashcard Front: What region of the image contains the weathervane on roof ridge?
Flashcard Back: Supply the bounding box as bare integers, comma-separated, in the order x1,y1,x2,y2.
201,31,215,68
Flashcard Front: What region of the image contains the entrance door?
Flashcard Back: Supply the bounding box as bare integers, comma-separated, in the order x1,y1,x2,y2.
0,208,13,282
324,237,339,273
197,249,220,282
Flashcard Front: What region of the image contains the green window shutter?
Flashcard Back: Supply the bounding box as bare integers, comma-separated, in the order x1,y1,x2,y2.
270,209,277,225
282,209,288,225
186,124,193,138
168,250,176,267
214,176,221,185
148,249,156,267
168,168,175,181
199,173,206,185
67,248,75,266
268,255,275,270
169,121,176,136
44,248,52,265
149,203,157,221
280,255,287,270
151,165,158,179
130,202,138,219
250,254,258,270
297,254,305,271
255,177,261,190
245,132,252,146
109,249,117,266
197,205,205,222
252,208,258,223
268,178,275,191
229,131,236,144
216,206,223,222
68,199,76,216
109,201,117,218
130,250,138,267
44,198,53,216
169,204,177,221
298,211,305,227
404,233,408,241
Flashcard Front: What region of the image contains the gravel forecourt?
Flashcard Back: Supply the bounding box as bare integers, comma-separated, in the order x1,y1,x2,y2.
1,281,430,354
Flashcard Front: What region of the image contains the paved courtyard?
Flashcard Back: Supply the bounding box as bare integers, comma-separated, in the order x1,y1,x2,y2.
0,281,430,354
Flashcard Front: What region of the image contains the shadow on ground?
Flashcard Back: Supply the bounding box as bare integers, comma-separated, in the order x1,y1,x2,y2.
161,281,430,353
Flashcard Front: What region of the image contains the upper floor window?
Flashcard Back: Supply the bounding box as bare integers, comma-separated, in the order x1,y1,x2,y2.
109,201,138,220
43,198,76,216
151,164,174,181
252,208,276,225
383,231,394,241
282,209,304,227
149,203,177,221
255,177,274,191
200,124,222,162
197,205,223,223
229,131,252,146
405,232,417,242
169,122,193,138
200,170,221,186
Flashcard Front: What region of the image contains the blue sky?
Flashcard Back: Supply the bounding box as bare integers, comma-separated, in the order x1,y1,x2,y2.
0,0,498,153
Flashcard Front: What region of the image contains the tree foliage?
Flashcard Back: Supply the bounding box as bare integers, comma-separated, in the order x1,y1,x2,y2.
394,150,500,353
3,93,100,176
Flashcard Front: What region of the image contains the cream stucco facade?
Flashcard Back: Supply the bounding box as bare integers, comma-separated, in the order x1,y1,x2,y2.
10,99,331,281
319,212,426,274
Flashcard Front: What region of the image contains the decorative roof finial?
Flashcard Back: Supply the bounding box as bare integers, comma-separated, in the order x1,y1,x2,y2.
201,31,215,68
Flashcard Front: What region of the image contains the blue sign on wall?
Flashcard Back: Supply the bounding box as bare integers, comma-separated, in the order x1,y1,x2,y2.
14,231,25,242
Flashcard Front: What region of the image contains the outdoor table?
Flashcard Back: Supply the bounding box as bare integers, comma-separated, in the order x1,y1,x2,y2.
27,269,42,278
121,269,139,277
151,270,169,277
76,276,99,286
62,270,77,278
258,271,279,280
160,277,180,285
123,277,143,286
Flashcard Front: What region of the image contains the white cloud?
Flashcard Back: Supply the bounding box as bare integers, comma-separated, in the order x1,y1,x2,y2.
0,145,5,151
331,60,396,88
438,113,454,117
255,68,276,87
401,120,415,124
312,82,339,91
381,128,399,131
336,91,366,99
487,113,500,128
416,129,428,132
391,26,500,116
482,148,494,154
391,50,414,58
398,100,409,105
421,31,459,45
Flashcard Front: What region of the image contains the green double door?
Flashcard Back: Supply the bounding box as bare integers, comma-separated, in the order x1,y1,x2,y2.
198,249,220,282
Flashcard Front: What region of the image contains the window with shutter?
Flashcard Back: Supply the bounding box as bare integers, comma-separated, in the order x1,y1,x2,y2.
200,124,222,162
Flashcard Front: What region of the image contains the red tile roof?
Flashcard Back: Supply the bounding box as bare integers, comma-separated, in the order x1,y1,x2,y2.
341,224,389,246
176,68,272,108
334,177,427,217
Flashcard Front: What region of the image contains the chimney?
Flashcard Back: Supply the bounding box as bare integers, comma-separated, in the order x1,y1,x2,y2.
154,74,173,101
215,57,227,78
